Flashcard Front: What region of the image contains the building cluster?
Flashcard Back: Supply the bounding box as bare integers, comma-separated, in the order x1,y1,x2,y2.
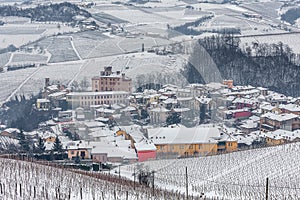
1,66,300,165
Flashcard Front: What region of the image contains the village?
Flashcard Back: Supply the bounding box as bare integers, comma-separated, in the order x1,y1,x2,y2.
1,66,300,169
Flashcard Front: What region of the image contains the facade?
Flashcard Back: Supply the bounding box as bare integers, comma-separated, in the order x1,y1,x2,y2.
66,91,129,109
92,66,132,93
36,99,51,110
147,126,231,158
134,140,157,162
260,112,300,132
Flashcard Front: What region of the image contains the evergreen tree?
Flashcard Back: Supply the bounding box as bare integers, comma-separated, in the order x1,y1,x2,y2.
18,130,30,152
52,137,63,152
37,137,45,153
199,104,206,124
166,111,181,126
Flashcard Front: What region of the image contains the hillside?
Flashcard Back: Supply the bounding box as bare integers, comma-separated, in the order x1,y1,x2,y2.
184,35,300,97
122,142,300,199
0,2,91,23
0,158,189,200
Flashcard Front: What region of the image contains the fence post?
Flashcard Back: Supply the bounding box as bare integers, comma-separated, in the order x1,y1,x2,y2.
186,166,188,200
265,177,269,200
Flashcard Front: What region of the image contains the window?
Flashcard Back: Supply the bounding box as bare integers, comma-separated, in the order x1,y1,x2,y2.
71,151,74,155
189,145,193,149
180,145,184,149
198,144,202,149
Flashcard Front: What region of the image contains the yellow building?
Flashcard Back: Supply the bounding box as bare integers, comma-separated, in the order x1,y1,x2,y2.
36,98,51,110
148,126,224,158
66,141,92,160
264,133,285,146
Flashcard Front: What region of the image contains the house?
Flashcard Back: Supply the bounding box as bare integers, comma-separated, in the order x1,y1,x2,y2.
92,66,132,93
263,132,285,146
279,104,300,115
260,112,300,132
240,120,259,134
0,128,20,139
217,135,238,152
149,106,170,125
66,141,92,160
36,98,51,110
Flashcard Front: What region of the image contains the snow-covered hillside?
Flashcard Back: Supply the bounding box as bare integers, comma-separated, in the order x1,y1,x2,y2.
0,158,188,200
122,142,300,199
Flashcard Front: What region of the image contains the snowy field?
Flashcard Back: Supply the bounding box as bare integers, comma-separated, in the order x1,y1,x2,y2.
122,142,300,199
240,33,300,54
10,53,48,64
0,158,187,200
0,52,187,104
0,52,10,67
0,17,79,48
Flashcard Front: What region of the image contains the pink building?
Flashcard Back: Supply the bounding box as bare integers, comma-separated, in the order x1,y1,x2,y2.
224,108,252,119
92,66,132,93
134,141,157,162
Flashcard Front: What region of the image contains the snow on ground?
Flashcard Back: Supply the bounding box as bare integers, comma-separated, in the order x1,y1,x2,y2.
122,142,300,199
0,158,186,200
240,33,300,54
0,52,187,103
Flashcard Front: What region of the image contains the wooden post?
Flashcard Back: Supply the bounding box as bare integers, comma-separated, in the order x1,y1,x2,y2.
186,166,188,200
152,171,155,196
134,168,136,190
19,183,21,197
68,188,71,200
265,177,269,200
80,187,83,200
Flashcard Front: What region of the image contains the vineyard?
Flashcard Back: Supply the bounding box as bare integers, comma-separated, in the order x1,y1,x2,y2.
122,142,300,199
0,158,195,200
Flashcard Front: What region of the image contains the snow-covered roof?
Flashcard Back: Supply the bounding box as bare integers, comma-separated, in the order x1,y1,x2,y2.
279,104,300,112
121,106,137,112
134,139,156,151
150,107,170,113
261,112,299,122
84,121,106,128
148,126,221,145
37,98,50,103
48,91,66,98
240,120,258,129
96,108,115,114
224,108,250,114
173,108,190,112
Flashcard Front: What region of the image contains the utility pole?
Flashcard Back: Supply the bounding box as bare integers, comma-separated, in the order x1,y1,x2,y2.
186,166,188,200
265,177,269,200
119,165,121,179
